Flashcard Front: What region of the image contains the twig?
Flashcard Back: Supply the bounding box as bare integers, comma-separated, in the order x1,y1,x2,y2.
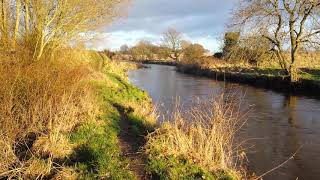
254,146,303,180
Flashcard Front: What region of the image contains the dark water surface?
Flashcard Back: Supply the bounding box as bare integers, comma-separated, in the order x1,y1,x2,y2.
128,64,320,180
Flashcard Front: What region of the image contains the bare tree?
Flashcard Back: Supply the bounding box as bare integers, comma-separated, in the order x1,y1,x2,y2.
233,0,320,83
162,28,183,61
120,44,129,54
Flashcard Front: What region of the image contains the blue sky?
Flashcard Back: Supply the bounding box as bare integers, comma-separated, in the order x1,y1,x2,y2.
91,0,236,53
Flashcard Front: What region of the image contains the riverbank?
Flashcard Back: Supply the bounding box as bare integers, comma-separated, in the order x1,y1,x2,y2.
141,60,177,66
0,52,248,179
0,52,156,179
176,63,320,97
71,60,157,179
112,61,243,179
71,59,247,179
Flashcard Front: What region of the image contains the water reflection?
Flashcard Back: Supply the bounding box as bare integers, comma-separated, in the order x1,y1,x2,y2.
284,95,298,128
128,64,320,180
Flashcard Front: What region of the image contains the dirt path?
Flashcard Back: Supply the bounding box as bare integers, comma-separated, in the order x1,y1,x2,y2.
116,105,149,180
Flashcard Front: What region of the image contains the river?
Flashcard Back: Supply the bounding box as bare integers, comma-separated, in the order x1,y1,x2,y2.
128,64,320,180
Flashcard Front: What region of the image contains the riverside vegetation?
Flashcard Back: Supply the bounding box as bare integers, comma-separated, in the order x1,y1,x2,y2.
0,50,153,179
0,50,249,179
0,0,258,179
115,31,320,95
113,0,320,95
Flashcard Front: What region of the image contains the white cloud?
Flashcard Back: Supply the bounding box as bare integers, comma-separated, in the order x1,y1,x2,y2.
88,30,160,51
184,34,222,53
89,0,236,52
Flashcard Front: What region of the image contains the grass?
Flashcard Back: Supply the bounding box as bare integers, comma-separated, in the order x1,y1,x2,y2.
70,102,134,179
0,48,251,179
300,69,320,81
178,56,320,82
145,95,249,180
0,55,98,178
0,49,155,179
68,69,156,179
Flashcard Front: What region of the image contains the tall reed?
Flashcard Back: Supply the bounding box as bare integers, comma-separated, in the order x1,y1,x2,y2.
146,94,249,178
0,52,98,178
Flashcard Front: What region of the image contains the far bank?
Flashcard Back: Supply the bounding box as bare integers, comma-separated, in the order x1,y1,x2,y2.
173,63,320,97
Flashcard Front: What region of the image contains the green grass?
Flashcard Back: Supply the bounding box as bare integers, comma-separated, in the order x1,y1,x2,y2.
146,152,238,180
215,66,320,81
100,71,149,105
70,87,134,179
300,69,320,81
68,68,153,179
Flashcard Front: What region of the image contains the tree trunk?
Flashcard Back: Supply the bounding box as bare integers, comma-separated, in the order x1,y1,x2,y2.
36,44,44,61
24,0,30,36
13,0,21,48
1,0,8,47
289,50,299,83
174,51,180,62
289,42,299,83
33,31,45,61
289,63,298,83
289,55,299,84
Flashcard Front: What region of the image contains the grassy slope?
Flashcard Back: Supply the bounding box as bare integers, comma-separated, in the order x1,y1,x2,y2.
69,62,152,179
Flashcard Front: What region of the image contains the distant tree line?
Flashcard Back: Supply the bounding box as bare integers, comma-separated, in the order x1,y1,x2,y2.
108,28,209,63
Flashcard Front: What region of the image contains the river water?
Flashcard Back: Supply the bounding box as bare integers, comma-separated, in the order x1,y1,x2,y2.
128,64,320,180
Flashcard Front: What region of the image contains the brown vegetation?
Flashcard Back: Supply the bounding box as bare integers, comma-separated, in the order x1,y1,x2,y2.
0,0,126,61
0,0,130,178
0,51,98,178
145,95,250,179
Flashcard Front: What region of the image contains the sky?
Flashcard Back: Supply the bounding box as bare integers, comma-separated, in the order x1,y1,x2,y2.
90,0,237,53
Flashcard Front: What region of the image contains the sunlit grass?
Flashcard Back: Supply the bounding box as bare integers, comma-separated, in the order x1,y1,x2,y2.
180,56,320,81
145,95,250,179
0,49,155,179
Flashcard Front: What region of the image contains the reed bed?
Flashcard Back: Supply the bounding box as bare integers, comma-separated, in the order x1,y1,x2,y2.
145,94,250,179
0,53,98,179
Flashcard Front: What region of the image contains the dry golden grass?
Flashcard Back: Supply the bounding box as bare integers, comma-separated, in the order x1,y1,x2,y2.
24,158,53,178
146,94,249,178
52,167,78,180
0,50,99,179
186,51,320,71
105,59,140,78
32,134,73,159
0,135,17,175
